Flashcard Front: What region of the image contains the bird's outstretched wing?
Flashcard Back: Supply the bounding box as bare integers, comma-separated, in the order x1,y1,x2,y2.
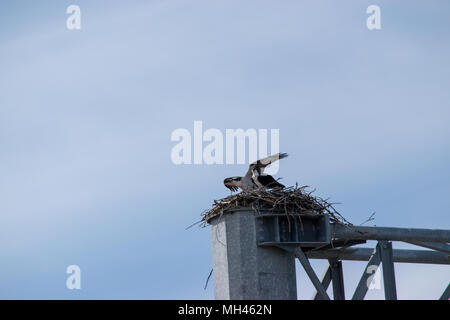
254,175,285,189
245,153,288,177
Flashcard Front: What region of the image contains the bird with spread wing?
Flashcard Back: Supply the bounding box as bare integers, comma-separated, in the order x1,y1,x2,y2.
223,153,288,192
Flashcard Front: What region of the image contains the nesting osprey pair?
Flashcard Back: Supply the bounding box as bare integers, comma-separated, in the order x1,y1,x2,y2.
224,153,288,192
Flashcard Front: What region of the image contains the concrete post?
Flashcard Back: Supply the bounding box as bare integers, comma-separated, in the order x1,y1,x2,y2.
209,210,297,300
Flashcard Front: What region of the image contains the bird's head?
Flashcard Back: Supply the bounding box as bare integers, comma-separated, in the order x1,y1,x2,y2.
224,177,241,192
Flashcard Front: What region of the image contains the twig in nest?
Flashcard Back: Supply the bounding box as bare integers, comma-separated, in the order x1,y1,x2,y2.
204,268,213,290
185,220,203,230
360,211,376,226
199,185,352,227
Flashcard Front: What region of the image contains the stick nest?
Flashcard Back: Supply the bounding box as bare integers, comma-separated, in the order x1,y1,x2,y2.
201,185,351,226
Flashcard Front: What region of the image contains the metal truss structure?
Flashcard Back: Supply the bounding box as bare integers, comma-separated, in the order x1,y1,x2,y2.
257,214,450,300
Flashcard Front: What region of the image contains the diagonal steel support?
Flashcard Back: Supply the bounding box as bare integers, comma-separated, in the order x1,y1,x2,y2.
329,258,345,300
312,264,332,300
352,245,382,300
439,283,450,300
404,241,450,254
294,247,330,300
379,241,397,300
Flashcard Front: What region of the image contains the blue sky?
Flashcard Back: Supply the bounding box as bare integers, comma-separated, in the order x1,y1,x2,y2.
0,0,449,299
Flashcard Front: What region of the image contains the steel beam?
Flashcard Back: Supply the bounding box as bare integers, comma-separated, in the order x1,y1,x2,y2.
332,224,450,243
294,247,330,300
329,258,345,300
312,265,332,300
379,241,397,300
352,245,381,300
440,283,450,300
306,247,450,265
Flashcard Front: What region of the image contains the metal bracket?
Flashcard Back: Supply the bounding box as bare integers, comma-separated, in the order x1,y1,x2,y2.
256,213,331,247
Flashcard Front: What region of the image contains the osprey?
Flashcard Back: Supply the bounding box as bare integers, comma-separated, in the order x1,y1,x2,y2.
223,153,288,192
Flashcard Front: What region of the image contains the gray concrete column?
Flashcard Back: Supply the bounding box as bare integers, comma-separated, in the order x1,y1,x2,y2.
209,210,297,300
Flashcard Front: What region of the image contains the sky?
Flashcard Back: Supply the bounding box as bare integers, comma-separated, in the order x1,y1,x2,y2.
0,0,449,299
